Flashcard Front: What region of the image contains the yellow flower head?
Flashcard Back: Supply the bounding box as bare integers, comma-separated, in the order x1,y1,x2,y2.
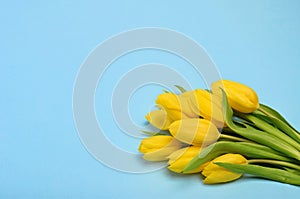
138,135,182,161
155,92,198,121
212,80,259,113
169,118,220,146
202,153,248,184
188,89,224,128
168,146,208,174
145,109,173,130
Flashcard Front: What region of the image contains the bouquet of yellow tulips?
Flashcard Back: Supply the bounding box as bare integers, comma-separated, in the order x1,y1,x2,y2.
138,80,300,185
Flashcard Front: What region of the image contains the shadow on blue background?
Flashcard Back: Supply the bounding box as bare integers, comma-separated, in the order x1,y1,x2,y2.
1,0,300,198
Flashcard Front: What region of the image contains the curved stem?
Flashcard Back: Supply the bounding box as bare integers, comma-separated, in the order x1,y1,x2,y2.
217,162,300,186
220,134,251,142
258,104,299,134
257,107,272,117
248,159,300,171
240,114,300,151
258,104,289,125
183,141,293,172
221,89,300,161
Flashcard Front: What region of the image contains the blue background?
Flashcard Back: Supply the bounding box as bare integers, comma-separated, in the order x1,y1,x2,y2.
1,0,300,198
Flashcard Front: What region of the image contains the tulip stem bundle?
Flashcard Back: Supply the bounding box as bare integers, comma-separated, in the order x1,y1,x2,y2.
222,91,300,161
247,159,300,171
184,89,300,185
138,79,300,186
219,134,250,142
215,163,300,185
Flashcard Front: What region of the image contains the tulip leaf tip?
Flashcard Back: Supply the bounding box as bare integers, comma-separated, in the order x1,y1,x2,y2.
174,85,187,93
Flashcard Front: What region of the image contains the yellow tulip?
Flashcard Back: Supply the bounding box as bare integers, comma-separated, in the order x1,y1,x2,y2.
155,92,198,121
202,153,248,184
145,109,173,130
179,91,200,118
138,135,182,161
169,118,220,146
188,89,224,128
168,146,208,174
211,80,259,113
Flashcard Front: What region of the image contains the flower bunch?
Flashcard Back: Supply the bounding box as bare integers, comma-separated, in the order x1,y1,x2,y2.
138,80,300,185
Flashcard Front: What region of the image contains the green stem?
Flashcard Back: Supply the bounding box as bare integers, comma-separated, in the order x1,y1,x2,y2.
258,104,290,125
254,113,300,143
183,141,294,173
220,134,251,142
258,104,299,133
239,114,300,151
248,159,300,171
216,162,300,186
221,90,300,161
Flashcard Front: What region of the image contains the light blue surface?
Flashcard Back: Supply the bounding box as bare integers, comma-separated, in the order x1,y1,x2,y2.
1,0,300,198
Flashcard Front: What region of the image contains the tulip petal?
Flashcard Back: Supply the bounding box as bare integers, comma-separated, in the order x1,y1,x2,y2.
143,146,180,161
201,154,246,184
203,169,242,184
212,80,259,113
188,89,224,127
138,135,182,161
169,118,220,146
145,109,173,130
167,146,206,174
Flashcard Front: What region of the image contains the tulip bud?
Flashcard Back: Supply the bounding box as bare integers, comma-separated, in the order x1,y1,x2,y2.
155,92,198,121
179,91,200,118
168,146,209,174
202,153,248,184
145,109,173,130
169,118,220,146
188,89,224,128
211,80,259,113
138,135,182,161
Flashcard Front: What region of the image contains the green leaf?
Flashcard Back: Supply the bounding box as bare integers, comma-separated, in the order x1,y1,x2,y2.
254,113,300,143
283,167,300,175
174,85,187,93
258,104,298,133
221,89,300,161
183,141,293,173
232,116,255,126
162,89,170,93
140,130,171,136
238,113,300,151
216,162,300,186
